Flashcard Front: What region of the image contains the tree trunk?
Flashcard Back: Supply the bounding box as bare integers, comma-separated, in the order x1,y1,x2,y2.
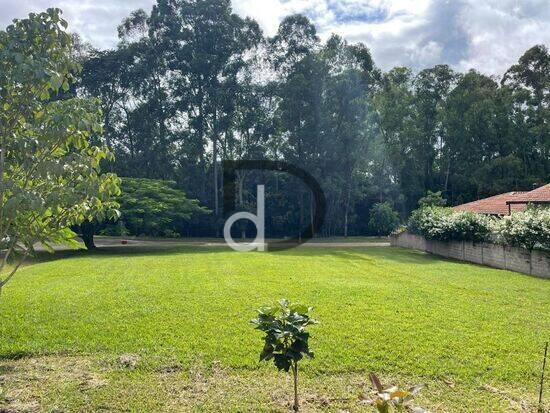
81,221,96,250
344,185,351,238
238,172,246,239
299,192,304,242
293,362,299,412
213,108,220,237
0,136,5,236
444,159,451,194
213,137,219,216
310,192,314,238
344,211,348,238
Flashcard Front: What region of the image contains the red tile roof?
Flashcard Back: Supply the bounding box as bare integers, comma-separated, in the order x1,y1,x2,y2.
453,192,528,215
506,183,550,204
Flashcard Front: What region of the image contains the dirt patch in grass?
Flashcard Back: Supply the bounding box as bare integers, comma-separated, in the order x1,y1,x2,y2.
0,355,546,412
0,356,107,412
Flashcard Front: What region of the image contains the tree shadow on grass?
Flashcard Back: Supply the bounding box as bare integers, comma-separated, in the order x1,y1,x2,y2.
24,244,441,268
0,350,36,361
273,246,439,265
363,247,441,265
26,244,226,263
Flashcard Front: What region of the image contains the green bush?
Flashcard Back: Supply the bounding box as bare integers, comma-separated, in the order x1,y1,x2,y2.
493,208,550,250
99,220,129,237
368,202,401,236
407,207,493,242
418,190,447,208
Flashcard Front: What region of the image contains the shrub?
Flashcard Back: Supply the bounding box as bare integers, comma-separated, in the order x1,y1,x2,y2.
391,225,407,236
493,208,550,250
418,190,447,208
368,202,401,236
99,220,129,237
408,207,493,242
251,299,318,412
408,206,451,237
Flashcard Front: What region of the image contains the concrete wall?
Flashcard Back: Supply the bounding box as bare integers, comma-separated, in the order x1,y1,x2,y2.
390,232,550,279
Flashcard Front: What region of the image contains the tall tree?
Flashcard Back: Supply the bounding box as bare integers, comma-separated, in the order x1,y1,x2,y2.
270,15,323,237
412,65,457,191
440,70,514,203
502,45,550,182
149,0,262,223
321,35,373,236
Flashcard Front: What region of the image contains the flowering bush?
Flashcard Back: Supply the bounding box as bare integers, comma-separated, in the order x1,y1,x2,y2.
493,208,550,250
408,207,494,242
407,206,550,249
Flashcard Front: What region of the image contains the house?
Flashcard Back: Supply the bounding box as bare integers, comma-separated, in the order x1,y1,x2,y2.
505,183,550,214
452,184,550,216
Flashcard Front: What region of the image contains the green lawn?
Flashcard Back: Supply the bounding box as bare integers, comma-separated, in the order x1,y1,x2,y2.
1,246,549,412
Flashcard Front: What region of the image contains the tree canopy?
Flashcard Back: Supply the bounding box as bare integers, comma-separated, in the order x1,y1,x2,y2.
111,178,209,237
72,0,549,238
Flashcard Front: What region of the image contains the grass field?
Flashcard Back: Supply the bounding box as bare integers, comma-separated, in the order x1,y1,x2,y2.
1,245,549,412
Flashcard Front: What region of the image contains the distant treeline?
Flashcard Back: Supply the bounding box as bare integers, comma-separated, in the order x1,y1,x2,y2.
75,0,549,237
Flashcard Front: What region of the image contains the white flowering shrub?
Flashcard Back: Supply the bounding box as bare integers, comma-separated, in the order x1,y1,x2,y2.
493,208,550,250
408,206,550,249
408,207,494,242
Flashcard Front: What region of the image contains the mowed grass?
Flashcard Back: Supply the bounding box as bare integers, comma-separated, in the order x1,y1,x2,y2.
0,245,549,412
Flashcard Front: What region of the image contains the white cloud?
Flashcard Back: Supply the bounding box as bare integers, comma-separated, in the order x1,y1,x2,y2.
0,0,154,48
456,0,550,74
1,0,549,75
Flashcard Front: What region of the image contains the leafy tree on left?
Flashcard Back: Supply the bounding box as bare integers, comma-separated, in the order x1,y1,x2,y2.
0,9,120,295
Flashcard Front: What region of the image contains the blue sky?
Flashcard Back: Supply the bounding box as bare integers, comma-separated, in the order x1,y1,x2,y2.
2,0,549,75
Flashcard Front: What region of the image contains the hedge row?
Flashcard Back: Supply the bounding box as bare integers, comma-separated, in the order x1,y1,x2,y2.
406,206,550,250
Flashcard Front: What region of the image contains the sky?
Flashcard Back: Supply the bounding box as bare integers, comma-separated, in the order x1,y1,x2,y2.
1,0,549,76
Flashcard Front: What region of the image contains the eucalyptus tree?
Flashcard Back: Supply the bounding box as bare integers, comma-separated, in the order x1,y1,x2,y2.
269,14,319,75
321,35,374,236
373,67,422,211
502,45,550,181
149,0,262,223
80,8,176,180
0,9,120,293
412,65,457,191
373,65,459,211
79,47,135,150
440,70,516,202
269,15,324,237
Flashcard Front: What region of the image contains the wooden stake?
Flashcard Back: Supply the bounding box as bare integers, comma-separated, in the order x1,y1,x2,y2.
539,341,548,412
